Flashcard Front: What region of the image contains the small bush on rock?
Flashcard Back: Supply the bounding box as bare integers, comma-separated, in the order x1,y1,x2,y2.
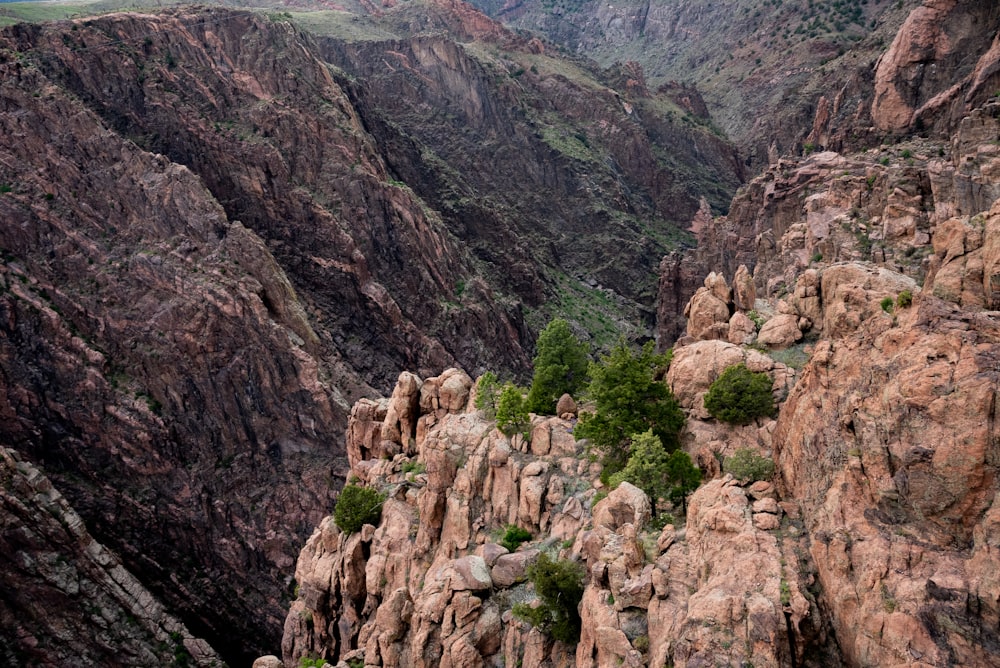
896,290,913,309
724,448,776,484
512,553,585,643
704,364,776,424
500,524,532,551
333,484,385,535
880,296,894,313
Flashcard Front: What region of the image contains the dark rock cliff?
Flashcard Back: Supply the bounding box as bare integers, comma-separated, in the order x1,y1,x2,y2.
313,0,743,340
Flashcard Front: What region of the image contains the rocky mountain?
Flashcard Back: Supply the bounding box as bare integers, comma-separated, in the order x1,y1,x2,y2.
271,3,1000,665
3,0,1000,665
0,3,741,665
471,0,1000,168
0,448,223,667
275,108,1000,668
307,0,743,340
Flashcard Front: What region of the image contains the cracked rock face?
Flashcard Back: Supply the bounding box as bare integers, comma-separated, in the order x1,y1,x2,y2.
0,448,222,667
774,294,1000,668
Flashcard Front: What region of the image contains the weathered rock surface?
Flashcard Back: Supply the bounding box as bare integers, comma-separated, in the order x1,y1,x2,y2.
281,359,838,667
658,100,1000,346
317,5,742,339
775,294,1000,667
872,0,1000,135
0,448,222,667
683,272,731,341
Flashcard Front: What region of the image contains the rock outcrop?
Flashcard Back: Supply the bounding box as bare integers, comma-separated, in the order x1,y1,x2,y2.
658,101,1000,345
278,360,837,668
775,294,1000,667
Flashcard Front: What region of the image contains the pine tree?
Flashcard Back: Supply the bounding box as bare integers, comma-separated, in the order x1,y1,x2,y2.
576,341,684,480
524,319,589,415
495,383,529,437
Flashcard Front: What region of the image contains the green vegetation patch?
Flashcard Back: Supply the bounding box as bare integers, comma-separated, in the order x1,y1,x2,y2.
704,364,776,424
333,483,385,534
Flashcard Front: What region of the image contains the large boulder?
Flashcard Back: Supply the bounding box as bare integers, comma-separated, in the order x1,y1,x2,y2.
684,272,732,341
820,263,917,339
381,371,422,454
667,340,793,420
420,368,473,415
592,482,651,531
756,313,803,349
732,264,756,311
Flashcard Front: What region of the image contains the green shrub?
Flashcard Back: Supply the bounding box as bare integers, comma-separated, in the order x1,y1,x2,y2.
300,658,328,668
525,319,589,414
746,310,765,331
703,364,776,425
880,296,894,313
333,484,385,534
896,290,912,309
723,448,776,484
401,460,425,475
512,554,585,643
609,430,701,516
496,383,530,437
500,524,532,551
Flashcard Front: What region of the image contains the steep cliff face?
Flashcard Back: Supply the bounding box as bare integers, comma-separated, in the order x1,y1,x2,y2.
312,0,742,338
775,289,1000,667
0,26,354,662
0,448,222,667
8,9,530,388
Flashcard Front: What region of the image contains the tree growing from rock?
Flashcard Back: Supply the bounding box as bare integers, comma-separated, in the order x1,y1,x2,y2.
665,448,702,515
525,318,589,415
495,383,530,437
512,553,585,643
610,430,702,516
703,363,776,424
475,371,501,418
724,447,776,484
576,341,684,480
333,484,385,535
